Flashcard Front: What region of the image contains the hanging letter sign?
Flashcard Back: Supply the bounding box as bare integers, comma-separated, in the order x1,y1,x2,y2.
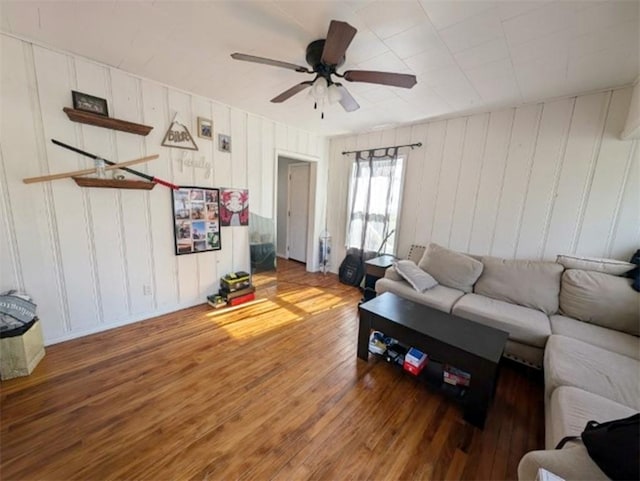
161,117,199,151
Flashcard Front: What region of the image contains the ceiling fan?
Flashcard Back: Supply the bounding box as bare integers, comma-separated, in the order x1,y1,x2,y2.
231,20,417,117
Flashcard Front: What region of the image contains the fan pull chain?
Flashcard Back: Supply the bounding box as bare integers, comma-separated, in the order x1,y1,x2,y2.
311,98,326,119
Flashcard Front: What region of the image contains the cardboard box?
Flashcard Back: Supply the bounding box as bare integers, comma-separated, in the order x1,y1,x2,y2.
207,295,227,309
220,285,256,300
0,319,45,380
443,365,471,386
220,271,252,292
368,331,387,355
403,347,428,375
228,292,255,306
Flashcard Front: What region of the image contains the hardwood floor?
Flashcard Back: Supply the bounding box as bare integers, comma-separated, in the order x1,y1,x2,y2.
0,259,544,480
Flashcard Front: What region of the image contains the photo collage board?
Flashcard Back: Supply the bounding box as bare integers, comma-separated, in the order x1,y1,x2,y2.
172,187,221,255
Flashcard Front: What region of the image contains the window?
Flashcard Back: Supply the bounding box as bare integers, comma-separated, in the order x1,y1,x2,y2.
346,154,404,255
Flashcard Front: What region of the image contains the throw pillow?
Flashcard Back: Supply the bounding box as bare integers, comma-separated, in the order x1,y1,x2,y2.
418,243,483,293
475,256,564,315
560,269,640,336
394,260,438,293
556,255,635,276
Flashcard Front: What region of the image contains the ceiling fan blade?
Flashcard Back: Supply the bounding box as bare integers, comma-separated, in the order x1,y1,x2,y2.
271,81,314,103
321,20,357,66
231,53,311,73
335,83,359,112
343,70,417,89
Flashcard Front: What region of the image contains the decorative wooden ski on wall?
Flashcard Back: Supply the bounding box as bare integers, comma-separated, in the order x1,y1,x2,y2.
23,155,158,184
50,139,179,190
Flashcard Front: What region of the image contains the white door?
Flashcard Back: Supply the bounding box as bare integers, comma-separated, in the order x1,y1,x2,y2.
287,163,310,263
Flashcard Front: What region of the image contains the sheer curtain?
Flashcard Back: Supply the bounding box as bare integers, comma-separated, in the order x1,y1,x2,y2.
346,147,403,259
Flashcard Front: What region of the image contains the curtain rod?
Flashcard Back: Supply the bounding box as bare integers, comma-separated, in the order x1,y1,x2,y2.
341,142,422,155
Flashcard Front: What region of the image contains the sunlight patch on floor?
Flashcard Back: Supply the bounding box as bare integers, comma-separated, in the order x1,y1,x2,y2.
251,272,277,288
204,299,303,340
204,298,268,317
277,288,348,313
201,286,352,340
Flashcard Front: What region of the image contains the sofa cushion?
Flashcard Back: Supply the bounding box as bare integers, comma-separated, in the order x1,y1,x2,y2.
556,254,635,275
544,335,640,410
550,314,640,360
375,278,464,313
547,386,636,449
560,269,640,336
418,243,483,293
394,260,438,292
518,446,609,481
475,256,563,315
452,293,551,348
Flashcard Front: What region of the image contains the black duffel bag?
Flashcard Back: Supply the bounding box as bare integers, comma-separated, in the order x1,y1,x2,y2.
556,413,639,481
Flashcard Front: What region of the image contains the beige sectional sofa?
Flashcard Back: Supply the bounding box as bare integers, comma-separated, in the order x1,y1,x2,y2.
375,244,639,481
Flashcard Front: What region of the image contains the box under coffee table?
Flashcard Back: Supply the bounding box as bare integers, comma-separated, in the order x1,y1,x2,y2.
358,292,508,429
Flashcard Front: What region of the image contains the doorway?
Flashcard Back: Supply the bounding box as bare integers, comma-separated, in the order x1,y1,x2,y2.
287,163,310,262
276,157,311,264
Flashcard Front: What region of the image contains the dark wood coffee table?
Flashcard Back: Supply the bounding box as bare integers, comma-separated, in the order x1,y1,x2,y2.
358,292,508,429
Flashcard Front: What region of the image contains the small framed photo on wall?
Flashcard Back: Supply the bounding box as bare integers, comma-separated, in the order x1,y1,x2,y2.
72,90,109,116
197,117,213,139
218,134,231,153
172,186,221,255
220,188,249,226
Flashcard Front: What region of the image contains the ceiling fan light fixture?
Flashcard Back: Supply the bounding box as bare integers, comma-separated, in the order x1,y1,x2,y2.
311,77,328,100
327,84,342,104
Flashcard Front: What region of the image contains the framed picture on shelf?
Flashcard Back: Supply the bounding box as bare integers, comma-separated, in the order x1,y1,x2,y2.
71,90,109,116
172,186,221,255
197,117,213,139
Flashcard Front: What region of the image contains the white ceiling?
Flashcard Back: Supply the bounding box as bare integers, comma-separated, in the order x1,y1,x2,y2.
1,1,638,136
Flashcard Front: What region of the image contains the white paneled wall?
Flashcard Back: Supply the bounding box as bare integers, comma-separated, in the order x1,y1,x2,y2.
326,87,639,271
0,35,326,344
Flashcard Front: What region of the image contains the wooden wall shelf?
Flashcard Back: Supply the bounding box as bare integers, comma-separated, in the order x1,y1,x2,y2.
63,108,153,136
72,177,156,190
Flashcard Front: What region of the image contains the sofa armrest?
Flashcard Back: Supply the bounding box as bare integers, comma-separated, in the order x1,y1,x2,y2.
518,445,609,481
384,265,403,282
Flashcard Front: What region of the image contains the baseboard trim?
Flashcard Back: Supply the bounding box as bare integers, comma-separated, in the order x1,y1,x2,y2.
44,300,204,346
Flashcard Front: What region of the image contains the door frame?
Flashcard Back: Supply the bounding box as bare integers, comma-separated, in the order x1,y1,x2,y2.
286,162,311,262
274,150,319,270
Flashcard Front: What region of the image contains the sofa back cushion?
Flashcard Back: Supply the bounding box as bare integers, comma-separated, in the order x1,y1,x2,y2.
475,256,564,315
560,269,640,336
556,254,635,275
418,243,483,293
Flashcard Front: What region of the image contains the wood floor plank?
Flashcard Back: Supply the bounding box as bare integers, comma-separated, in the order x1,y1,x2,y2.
490,367,518,480
330,376,438,481
506,373,529,476
446,449,470,480
0,259,544,480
